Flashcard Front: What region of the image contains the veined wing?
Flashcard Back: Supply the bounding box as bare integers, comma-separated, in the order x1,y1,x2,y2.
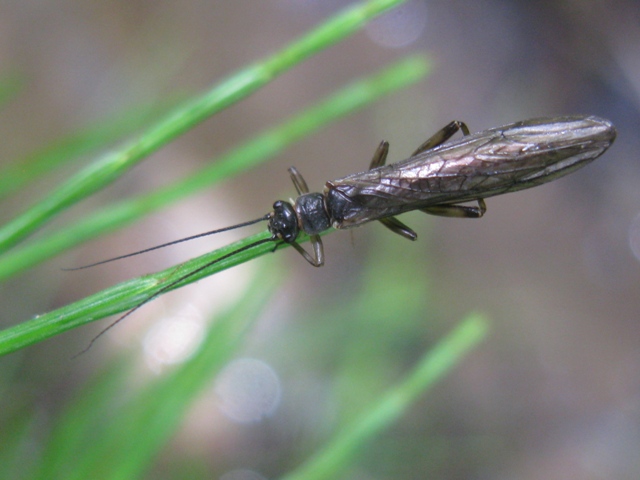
326,116,615,225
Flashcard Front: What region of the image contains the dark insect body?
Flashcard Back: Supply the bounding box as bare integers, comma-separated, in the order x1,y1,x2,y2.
268,115,615,265
71,115,616,352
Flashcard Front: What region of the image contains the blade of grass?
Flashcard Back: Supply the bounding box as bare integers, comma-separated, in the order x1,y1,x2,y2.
0,55,430,281
0,0,411,253
0,229,293,356
281,314,489,480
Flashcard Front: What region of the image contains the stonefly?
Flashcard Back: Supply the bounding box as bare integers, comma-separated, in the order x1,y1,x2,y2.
71,115,616,351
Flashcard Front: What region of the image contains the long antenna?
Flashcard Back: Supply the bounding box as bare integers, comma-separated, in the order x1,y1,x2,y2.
72,234,277,358
63,214,271,271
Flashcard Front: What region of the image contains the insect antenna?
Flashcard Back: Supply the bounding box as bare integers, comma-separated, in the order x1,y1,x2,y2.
63,214,272,271
72,232,277,358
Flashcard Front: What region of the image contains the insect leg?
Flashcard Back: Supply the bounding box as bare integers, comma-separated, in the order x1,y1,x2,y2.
410,120,470,156
368,143,420,239
369,142,420,240
369,141,390,169
288,166,310,195
421,198,487,218
378,217,418,241
285,167,324,266
290,235,324,267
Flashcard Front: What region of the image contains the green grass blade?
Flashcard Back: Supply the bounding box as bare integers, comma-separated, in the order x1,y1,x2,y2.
0,230,284,356
281,314,489,480
0,55,430,281
0,0,411,254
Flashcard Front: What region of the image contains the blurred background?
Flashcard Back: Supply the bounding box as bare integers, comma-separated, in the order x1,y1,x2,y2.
1,1,639,479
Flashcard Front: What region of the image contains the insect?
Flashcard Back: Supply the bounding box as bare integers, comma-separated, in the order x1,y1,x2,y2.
72,115,616,351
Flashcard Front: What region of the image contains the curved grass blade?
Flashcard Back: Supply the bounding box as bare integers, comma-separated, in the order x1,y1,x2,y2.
282,314,489,480
0,230,287,356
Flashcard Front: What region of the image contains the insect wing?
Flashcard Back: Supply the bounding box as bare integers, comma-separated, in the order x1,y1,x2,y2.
326,116,615,228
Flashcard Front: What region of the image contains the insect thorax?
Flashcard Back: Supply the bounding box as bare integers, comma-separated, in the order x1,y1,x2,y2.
323,184,364,229
294,193,331,235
